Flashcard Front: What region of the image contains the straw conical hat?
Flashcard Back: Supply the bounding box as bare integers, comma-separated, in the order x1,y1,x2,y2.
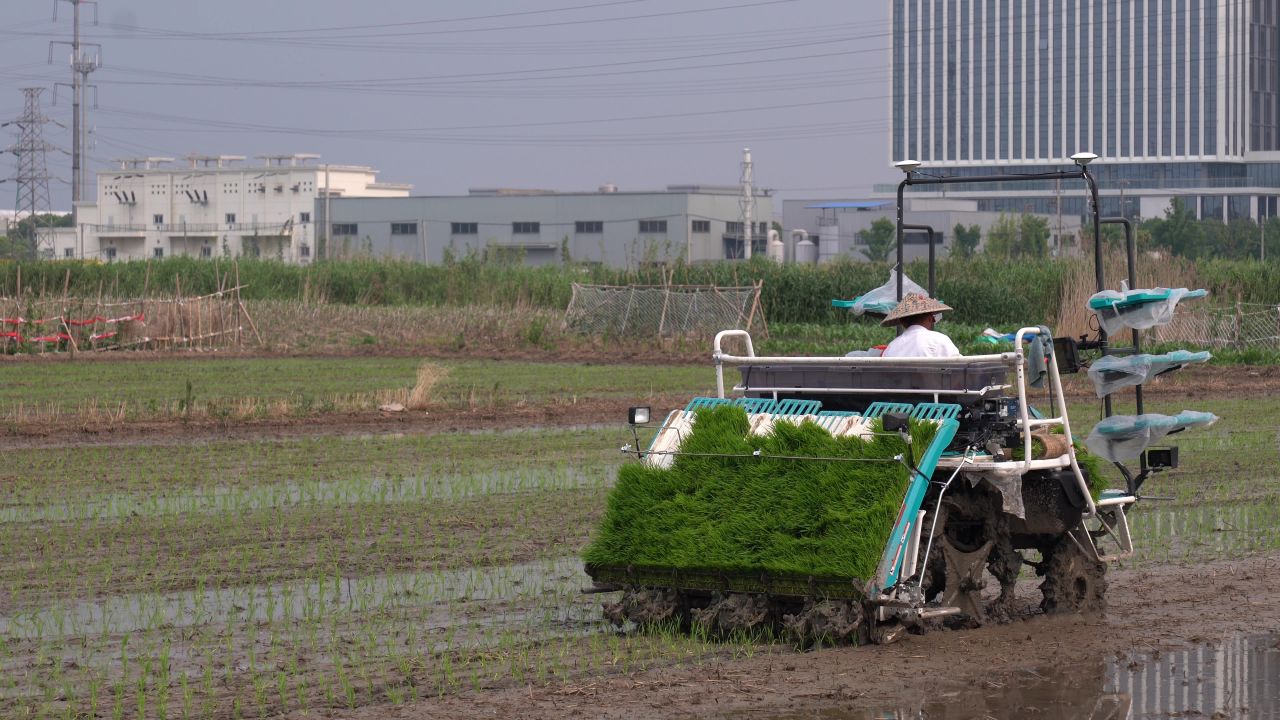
880,292,953,326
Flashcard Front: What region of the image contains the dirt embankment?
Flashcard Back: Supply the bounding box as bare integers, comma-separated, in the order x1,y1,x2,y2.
301,552,1280,720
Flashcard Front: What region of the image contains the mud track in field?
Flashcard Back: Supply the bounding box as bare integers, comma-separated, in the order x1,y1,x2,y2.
0,395,693,450
305,552,1280,720
2,363,1276,451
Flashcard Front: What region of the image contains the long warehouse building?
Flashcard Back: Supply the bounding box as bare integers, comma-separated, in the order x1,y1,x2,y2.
323,186,774,266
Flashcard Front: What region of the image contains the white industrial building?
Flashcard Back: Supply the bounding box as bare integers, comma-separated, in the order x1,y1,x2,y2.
62,154,411,262
323,185,775,267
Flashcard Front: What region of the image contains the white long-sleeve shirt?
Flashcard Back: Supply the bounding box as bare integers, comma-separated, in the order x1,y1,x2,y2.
881,323,961,358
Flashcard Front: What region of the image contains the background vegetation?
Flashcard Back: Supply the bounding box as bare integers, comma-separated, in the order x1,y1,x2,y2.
1,253,1276,328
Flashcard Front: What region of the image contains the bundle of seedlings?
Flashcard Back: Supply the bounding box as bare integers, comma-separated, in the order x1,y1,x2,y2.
584,404,939,584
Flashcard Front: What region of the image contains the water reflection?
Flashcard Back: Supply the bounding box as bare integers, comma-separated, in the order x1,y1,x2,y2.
754,633,1279,719
1111,634,1280,719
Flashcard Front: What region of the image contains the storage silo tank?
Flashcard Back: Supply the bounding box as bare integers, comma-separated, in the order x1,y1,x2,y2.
766,229,784,263
788,229,809,263
794,231,818,264
817,220,840,263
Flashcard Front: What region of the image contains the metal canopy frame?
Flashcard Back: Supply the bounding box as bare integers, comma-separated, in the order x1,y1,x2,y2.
891,160,1151,493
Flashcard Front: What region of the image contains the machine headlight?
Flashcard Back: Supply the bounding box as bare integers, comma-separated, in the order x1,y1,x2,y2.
628,406,651,425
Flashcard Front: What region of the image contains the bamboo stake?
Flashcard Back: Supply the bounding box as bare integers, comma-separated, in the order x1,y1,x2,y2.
61,269,79,356
93,279,104,350
221,268,230,345
234,261,243,348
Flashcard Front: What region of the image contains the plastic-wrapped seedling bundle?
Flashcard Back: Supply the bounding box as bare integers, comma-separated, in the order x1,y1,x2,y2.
832,268,928,317
1087,287,1208,336
1085,410,1219,462
1087,351,1212,397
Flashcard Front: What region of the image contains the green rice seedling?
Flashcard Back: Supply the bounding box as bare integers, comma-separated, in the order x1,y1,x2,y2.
179,676,192,719
584,404,936,583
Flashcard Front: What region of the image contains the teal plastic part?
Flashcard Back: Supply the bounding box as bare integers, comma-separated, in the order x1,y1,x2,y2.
1093,410,1219,436
732,397,776,414
684,397,730,412
864,401,916,418
874,416,960,592
910,403,962,421
773,398,823,416
1099,489,1133,501
832,295,898,314
817,410,861,417
1161,350,1212,364
1088,287,1208,310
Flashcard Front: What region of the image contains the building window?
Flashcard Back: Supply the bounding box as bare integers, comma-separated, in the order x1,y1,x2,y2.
153,247,164,258
575,221,603,234
691,220,711,233
451,222,478,235
512,222,540,234
63,248,74,258
104,247,117,260
299,212,311,223
332,223,358,236
391,222,418,235
200,246,213,258
300,244,311,258
153,214,164,225
639,220,667,233
726,221,744,235
226,213,237,226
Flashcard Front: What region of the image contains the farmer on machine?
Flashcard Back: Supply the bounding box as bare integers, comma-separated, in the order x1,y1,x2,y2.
880,292,961,358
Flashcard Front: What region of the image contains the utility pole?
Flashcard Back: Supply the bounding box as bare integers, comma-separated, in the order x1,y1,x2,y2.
1261,208,1267,263
8,88,56,257
1054,177,1062,255
51,0,101,222
739,147,754,260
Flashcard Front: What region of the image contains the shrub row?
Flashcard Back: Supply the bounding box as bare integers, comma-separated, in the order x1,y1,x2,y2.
0,256,1276,326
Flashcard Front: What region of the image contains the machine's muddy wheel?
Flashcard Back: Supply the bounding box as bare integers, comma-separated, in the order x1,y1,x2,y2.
867,618,907,646
691,592,773,637
603,587,694,629
984,515,1024,620
926,492,999,626
1039,537,1107,614
781,599,865,646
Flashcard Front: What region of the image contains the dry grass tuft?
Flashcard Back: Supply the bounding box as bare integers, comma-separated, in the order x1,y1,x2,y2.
407,362,448,410
1054,253,1199,337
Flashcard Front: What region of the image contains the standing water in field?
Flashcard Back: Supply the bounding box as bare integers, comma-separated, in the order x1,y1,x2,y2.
743,632,1280,719
0,556,593,641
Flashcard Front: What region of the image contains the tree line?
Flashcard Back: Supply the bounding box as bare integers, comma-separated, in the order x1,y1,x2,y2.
856,198,1279,262
0,214,75,259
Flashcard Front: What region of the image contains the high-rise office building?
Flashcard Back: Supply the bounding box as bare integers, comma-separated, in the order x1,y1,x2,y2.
889,0,1280,222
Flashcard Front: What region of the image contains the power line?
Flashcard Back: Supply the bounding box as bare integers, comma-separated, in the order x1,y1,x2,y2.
88,0,799,41
93,32,877,90
91,0,654,38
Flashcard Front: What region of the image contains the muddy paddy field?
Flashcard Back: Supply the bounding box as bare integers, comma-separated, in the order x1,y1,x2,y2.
1,355,1278,719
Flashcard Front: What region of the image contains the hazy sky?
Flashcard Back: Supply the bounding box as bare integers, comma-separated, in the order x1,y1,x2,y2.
1,0,896,211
